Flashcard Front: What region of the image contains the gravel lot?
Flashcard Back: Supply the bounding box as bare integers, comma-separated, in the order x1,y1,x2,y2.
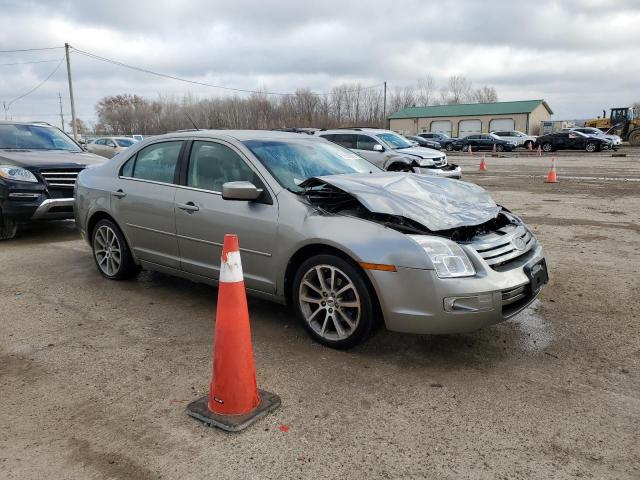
1,151,639,479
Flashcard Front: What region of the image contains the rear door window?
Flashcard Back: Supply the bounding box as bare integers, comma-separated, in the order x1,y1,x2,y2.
331,134,356,149
131,141,183,184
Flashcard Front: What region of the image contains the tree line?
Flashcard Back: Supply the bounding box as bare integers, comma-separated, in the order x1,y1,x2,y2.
79,75,499,135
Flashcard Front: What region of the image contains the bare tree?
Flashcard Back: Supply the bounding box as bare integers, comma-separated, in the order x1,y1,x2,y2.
416,75,437,106
473,86,498,103
441,75,474,104
633,102,640,119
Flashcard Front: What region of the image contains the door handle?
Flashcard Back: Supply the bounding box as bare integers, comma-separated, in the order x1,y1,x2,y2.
112,189,126,199
177,201,199,213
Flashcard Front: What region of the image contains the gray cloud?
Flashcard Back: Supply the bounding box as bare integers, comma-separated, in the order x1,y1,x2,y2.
0,0,639,124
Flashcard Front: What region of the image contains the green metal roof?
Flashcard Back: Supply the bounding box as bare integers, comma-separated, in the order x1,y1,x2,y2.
388,100,552,119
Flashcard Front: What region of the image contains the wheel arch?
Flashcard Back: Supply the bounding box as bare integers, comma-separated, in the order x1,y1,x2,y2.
283,243,383,322
86,210,139,264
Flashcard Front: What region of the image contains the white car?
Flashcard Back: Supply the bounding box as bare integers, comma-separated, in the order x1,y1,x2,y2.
316,128,461,179
565,127,622,149
86,137,138,159
491,130,537,149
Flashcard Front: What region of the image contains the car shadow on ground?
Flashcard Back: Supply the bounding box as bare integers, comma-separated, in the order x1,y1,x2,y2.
8,220,81,245
128,270,552,371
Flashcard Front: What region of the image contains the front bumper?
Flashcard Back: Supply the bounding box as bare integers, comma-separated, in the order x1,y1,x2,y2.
1,192,75,221
415,164,462,179
369,243,546,334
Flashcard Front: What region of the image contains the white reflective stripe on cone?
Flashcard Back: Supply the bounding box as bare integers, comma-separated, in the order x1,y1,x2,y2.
220,251,244,283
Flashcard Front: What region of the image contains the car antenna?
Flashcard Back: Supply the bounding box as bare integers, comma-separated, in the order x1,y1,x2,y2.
185,112,200,130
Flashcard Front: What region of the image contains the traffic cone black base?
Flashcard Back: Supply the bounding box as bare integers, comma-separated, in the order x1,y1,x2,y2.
187,389,281,432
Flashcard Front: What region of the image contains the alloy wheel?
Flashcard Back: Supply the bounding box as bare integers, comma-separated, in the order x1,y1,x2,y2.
542,143,553,152
94,225,122,276
298,264,361,341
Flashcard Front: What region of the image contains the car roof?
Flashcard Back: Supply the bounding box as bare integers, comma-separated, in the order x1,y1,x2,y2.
317,128,392,135
0,120,57,128
153,129,324,142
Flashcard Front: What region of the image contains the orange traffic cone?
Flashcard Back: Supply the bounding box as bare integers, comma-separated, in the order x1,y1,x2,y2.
479,155,487,171
545,157,558,183
528,142,533,151
186,234,280,431
537,145,542,157
467,145,473,156
492,143,497,154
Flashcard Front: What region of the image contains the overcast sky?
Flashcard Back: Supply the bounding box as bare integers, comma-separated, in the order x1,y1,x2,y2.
1,0,639,126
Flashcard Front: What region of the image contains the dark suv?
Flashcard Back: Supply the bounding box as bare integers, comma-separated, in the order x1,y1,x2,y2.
0,121,104,239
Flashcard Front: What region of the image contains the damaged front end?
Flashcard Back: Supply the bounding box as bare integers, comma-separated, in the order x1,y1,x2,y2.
300,173,538,270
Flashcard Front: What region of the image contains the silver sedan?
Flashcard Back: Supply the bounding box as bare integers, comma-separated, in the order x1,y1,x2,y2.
86,136,138,158
74,130,548,349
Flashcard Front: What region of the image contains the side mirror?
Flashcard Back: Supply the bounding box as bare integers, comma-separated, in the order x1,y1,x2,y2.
222,181,263,201
373,144,384,152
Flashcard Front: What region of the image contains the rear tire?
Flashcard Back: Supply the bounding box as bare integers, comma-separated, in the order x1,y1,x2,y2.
496,144,505,152
445,143,454,152
542,142,553,152
293,254,375,349
629,130,640,146
91,219,140,280
585,142,597,153
0,215,17,240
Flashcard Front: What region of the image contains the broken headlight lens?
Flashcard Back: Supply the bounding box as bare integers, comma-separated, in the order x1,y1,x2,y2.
409,236,475,278
0,165,38,183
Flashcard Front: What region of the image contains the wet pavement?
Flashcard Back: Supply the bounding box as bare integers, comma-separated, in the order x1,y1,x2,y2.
1,152,639,479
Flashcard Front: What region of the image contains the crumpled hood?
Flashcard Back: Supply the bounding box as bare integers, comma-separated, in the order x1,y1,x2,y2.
0,149,105,169
395,147,444,159
310,172,501,231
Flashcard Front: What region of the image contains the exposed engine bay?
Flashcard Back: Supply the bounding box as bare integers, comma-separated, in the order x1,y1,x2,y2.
301,175,521,243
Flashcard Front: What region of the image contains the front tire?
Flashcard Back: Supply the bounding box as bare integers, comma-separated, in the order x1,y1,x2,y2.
293,254,375,349
496,144,505,152
0,215,17,240
542,142,553,152
92,219,140,280
445,143,454,152
387,163,413,173
585,142,597,153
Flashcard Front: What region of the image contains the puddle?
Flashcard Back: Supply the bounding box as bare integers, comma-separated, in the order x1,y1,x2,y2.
510,299,553,354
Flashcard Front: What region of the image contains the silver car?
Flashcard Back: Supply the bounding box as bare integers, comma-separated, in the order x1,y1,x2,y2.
317,128,462,179
86,137,138,158
75,130,548,349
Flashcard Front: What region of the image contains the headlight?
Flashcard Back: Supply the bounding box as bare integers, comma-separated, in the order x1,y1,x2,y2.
416,158,434,167
0,165,38,183
409,236,475,278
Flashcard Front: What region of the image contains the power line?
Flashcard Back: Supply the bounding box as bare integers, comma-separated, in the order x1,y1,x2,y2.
0,46,63,53
70,46,383,97
0,59,63,67
4,57,65,110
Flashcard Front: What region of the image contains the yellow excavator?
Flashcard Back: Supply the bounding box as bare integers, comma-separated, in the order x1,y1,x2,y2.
584,107,640,145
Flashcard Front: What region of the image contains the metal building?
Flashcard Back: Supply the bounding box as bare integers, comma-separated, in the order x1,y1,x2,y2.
388,99,553,137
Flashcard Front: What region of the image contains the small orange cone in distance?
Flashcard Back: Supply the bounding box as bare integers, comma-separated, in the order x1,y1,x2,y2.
528,142,533,151
537,145,542,157
479,155,487,171
186,234,280,431
492,143,497,154
545,157,558,183
468,145,473,156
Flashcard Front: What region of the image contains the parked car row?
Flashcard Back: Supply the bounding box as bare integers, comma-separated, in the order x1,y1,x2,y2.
1,121,548,348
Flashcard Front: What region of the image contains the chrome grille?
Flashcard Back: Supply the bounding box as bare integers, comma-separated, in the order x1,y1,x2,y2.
39,168,83,188
433,156,447,167
470,225,535,267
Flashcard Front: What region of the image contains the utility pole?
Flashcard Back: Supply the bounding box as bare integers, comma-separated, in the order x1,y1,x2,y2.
383,81,387,129
58,93,65,131
2,101,7,121
64,43,78,140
